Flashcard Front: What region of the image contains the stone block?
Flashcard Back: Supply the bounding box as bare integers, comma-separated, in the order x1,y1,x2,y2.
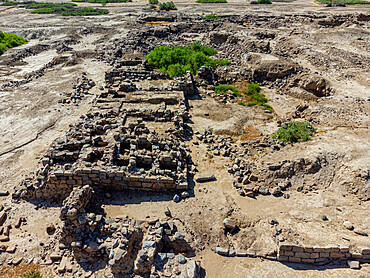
284,251,294,257
310,253,319,259
315,258,329,263
116,171,124,177
313,246,326,252
66,180,76,185
302,258,315,263
295,252,310,259
292,246,304,252
64,171,73,177
330,252,345,258
320,252,330,258
215,247,229,256
142,183,152,188
304,247,314,253
279,243,293,251
277,255,288,261
288,257,301,263
339,245,349,252
347,260,360,269
362,255,370,260
326,244,340,252
177,182,188,190
0,211,7,224
54,170,64,176
360,247,370,255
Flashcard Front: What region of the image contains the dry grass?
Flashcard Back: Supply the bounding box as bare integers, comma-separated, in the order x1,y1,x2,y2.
0,264,50,278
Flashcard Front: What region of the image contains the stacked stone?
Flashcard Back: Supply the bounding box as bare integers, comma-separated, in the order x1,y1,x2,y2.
105,67,163,85
16,104,190,198
62,73,96,104
134,227,163,275
278,243,370,264
151,253,200,278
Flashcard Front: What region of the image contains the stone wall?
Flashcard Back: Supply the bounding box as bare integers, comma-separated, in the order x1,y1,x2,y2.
278,243,370,264
43,168,186,198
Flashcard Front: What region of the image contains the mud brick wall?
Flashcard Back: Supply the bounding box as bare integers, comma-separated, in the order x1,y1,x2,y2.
41,168,188,198
278,243,370,263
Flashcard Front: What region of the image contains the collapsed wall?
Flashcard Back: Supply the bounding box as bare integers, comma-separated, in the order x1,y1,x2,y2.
58,185,200,276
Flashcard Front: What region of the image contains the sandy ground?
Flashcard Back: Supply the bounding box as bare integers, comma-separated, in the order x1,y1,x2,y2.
0,1,369,277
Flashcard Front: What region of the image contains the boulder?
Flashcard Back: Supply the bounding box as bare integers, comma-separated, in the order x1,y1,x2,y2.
343,221,354,230
354,228,368,236
196,173,216,182
348,260,360,269
223,218,237,229
215,247,229,256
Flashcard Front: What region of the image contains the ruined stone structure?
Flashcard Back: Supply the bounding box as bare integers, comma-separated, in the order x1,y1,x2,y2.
57,185,199,276
12,60,201,276
15,62,194,199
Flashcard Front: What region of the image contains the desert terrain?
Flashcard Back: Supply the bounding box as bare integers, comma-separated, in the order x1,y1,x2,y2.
0,0,369,277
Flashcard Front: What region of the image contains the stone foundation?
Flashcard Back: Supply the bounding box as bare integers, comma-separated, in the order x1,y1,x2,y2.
278,243,370,264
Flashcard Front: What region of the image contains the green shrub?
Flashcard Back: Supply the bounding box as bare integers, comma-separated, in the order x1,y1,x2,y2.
160,1,177,10
24,2,77,9
257,0,272,3
242,83,272,110
273,122,316,143
148,0,159,4
215,84,237,94
245,83,261,95
146,42,231,77
31,7,56,13
17,1,109,15
2,1,20,5
0,30,28,54
238,101,245,106
197,0,227,3
61,7,109,16
203,13,221,19
23,271,40,278
214,85,241,97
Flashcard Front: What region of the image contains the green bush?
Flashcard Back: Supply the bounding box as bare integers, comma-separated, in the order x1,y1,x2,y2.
24,2,77,9
23,271,40,278
160,1,177,10
215,85,241,97
0,30,29,54
62,7,109,16
197,0,227,2
243,83,272,110
16,1,109,15
245,83,261,95
257,0,272,3
2,1,20,5
273,122,316,143
203,13,221,19
148,0,159,4
31,7,57,13
146,42,231,77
